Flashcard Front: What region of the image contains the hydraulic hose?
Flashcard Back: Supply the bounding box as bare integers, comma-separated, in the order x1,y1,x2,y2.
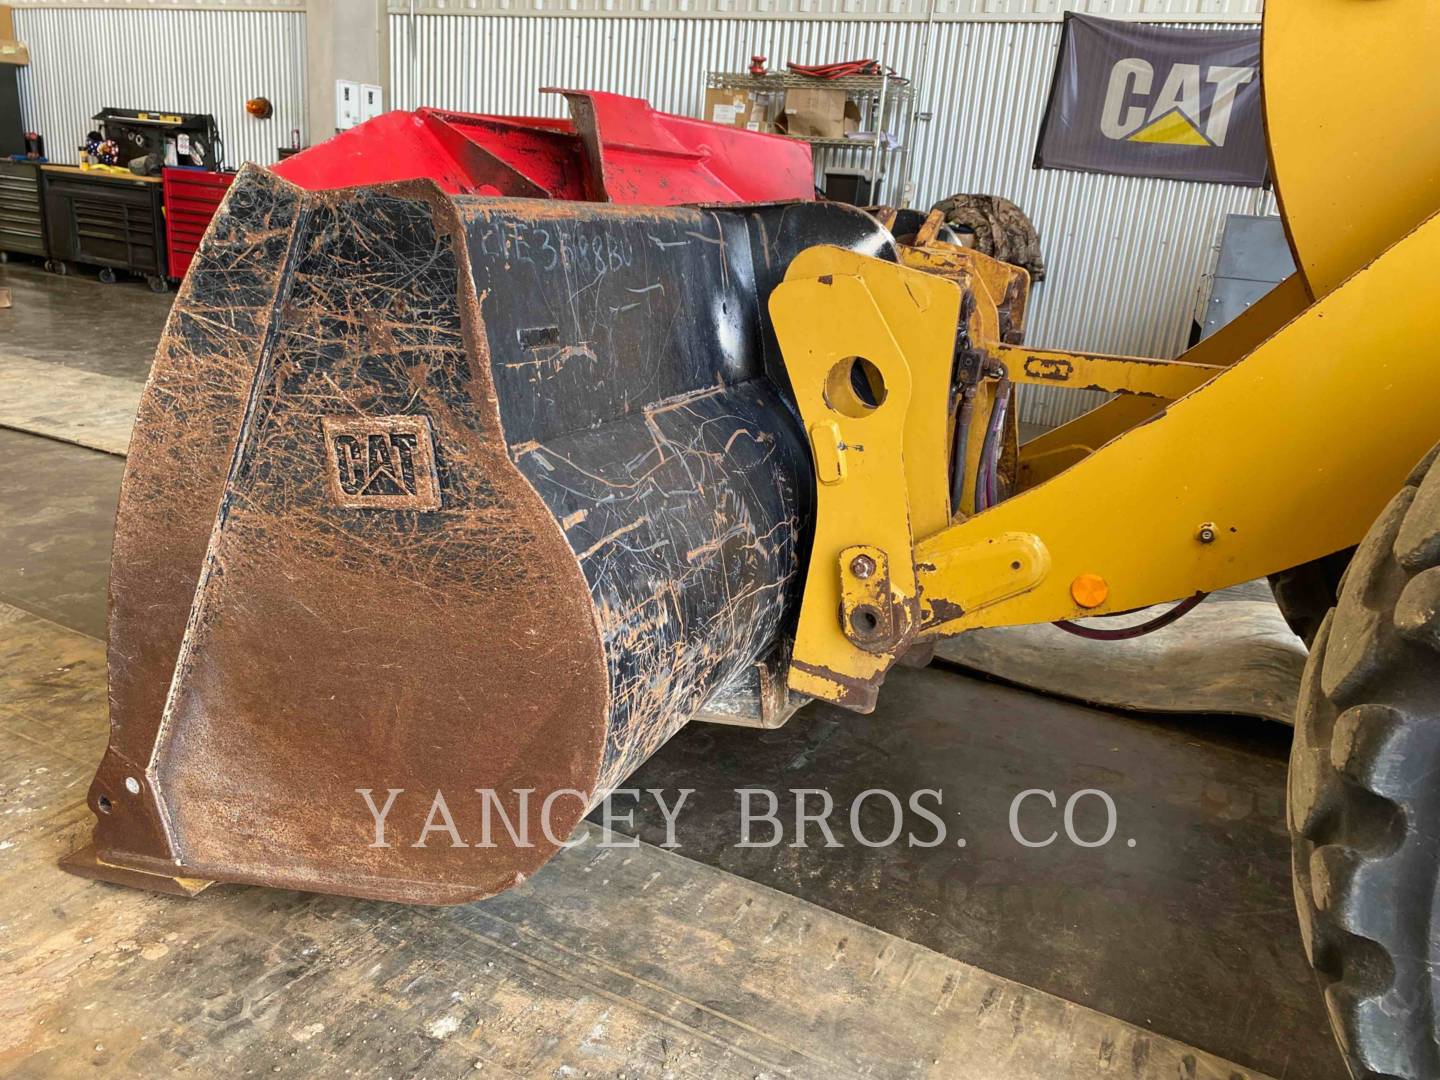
1053,592,1209,640
975,372,1011,511
949,384,977,514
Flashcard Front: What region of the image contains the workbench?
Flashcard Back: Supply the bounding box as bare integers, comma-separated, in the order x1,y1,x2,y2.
40,164,168,291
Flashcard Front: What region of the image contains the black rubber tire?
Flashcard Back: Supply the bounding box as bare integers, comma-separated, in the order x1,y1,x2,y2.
1290,442,1440,1079
1270,547,1355,647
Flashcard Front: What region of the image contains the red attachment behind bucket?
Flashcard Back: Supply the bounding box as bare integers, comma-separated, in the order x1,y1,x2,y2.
272,89,814,205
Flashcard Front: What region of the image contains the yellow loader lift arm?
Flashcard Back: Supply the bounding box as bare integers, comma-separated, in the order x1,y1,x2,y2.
775,0,1440,712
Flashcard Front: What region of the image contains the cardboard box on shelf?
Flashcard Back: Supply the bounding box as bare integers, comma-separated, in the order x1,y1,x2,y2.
779,87,860,139
1,5,29,66
703,89,751,128
702,88,779,133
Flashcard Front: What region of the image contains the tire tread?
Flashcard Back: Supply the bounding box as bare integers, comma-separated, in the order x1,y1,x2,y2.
1290,447,1440,1080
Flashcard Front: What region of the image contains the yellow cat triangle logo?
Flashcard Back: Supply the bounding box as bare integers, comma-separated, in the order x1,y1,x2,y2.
1127,108,1214,147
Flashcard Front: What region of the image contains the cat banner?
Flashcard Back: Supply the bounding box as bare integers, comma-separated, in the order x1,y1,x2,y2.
1034,13,1268,187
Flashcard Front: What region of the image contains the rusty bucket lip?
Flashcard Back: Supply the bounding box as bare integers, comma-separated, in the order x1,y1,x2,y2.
85,166,613,905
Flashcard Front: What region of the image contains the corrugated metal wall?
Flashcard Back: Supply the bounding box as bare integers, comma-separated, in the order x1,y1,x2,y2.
391,16,924,117
12,7,306,169
391,11,1275,424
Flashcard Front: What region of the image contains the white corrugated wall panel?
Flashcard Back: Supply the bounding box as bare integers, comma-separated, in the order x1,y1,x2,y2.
389,0,1260,20
13,8,306,169
392,14,926,118
390,12,1275,426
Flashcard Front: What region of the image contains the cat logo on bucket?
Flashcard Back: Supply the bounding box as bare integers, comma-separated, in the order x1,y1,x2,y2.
322,415,441,510
1100,59,1255,148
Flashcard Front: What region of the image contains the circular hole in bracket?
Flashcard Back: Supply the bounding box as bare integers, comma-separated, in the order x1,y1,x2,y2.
125,776,141,795
851,605,882,635
824,356,888,419
96,795,113,814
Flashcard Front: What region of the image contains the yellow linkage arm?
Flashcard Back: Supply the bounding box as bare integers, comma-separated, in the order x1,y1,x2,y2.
1000,345,1220,400
1016,274,1310,490
775,211,1440,711
919,209,1440,638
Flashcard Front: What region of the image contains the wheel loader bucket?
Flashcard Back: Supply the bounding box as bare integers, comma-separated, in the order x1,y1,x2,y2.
71,165,891,903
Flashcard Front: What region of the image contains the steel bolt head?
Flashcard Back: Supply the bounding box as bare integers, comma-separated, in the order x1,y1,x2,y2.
1196,523,1217,544
850,554,877,579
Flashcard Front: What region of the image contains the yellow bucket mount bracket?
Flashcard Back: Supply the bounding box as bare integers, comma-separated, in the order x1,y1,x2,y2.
768,246,1050,711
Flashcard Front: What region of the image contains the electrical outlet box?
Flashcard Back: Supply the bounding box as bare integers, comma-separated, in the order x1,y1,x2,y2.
361,84,383,122
335,79,360,130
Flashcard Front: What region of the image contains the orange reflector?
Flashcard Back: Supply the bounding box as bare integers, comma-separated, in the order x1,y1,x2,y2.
1070,573,1109,609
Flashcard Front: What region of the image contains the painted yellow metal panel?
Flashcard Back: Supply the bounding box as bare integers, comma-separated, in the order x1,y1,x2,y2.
782,246,962,540
1265,0,1440,298
901,244,1031,342
1017,273,1311,489
889,243,1025,517
770,252,1055,706
917,210,1440,635
768,269,923,711
1001,345,1220,399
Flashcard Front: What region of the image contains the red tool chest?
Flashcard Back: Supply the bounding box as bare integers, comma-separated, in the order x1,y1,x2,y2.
162,167,234,280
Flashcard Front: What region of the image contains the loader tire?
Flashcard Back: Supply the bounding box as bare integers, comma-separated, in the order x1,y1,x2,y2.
1290,442,1440,1080
1269,548,1353,647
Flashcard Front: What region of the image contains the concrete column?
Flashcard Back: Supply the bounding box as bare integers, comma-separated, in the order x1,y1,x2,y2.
304,0,390,145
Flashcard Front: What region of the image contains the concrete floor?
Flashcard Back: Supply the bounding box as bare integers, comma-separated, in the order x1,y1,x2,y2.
0,429,122,639
0,258,172,380
0,256,1345,1078
0,603,1277,1079
607,674,1335,1079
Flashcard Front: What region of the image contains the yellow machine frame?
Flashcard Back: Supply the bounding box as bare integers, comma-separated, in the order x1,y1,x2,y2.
773,0,1440,711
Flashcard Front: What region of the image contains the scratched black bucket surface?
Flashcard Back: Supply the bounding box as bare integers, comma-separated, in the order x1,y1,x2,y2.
85,167,896,903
